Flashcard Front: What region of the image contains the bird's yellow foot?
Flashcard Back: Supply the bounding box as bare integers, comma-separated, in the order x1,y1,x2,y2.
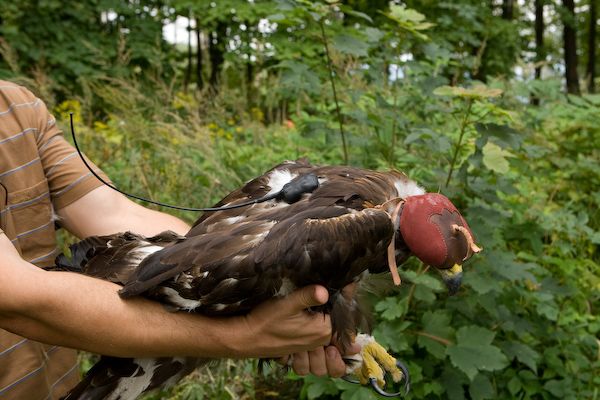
343,334,410,397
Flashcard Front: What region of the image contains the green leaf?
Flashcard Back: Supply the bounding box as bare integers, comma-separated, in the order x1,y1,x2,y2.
428,382,446,396
463,269,497,294
304,375,339,399
543,379,567,397
501,341,540,372
308,11,322,22
446,326,509,380
363,27,384,43
372,320,412,353
266,13,286,21
507,376,522,395
418,310,454,359
278,60,321,95
469,373,494,400
331,33,369,57
494,261,537,283
406,361,424,385
441,368,467,400
340,386,379,400
536,300,559,321
274,0,297,11
374,296,408,320
475,123,523,150
403,270,444,291
385,4,434,32
340,6,373,23
482,142,512,174
413,284,436,303
388,5,426,22
433,85,503,99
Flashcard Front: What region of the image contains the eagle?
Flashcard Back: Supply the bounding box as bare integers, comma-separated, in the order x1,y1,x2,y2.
57,159,480,399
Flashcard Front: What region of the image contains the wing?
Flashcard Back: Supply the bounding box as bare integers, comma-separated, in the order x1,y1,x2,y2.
253,207,394,288
119,206,394,316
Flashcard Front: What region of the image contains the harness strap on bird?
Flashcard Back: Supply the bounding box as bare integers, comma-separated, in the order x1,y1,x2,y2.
451,224,482,259
374,198,405,286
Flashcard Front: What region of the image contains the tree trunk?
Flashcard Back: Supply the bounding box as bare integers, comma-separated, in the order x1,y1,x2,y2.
588,0,597,93
535,0,545,80
195,19,203,90
183,14,192,93
209,21,226,90
502,0,514,19
531,0,545,105
245,21,253,111
563,0,581,94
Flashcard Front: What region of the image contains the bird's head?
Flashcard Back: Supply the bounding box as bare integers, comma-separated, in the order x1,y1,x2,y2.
399,193,481,295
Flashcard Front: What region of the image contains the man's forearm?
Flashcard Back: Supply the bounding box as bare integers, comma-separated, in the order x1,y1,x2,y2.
57,186,191,238
1,263,248,358
1,254,334,360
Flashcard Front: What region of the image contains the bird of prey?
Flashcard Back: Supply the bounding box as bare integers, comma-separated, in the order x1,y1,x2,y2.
58,159,480,399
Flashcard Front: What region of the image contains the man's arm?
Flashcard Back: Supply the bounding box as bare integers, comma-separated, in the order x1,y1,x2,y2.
0,232,332,358
56,185,190,237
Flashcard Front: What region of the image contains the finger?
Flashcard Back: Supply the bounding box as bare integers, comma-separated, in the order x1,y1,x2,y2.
287,285,329,311
325,345,347,378
308,347,327,376
292,351,310,376
277,355,290,366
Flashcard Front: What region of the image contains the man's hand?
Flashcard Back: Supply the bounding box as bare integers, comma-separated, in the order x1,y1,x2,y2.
279,340,361,378
233,285,332,358
235,284,361,378
278,283,360,378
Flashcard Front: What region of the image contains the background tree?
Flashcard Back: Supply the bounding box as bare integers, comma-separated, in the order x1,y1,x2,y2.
562,0,581,94
587,0,597,92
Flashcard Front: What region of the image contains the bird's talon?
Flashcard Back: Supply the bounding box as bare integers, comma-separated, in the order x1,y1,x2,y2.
395,360,411,394
344,335,410,396
341,375,361,384
369,377,403,397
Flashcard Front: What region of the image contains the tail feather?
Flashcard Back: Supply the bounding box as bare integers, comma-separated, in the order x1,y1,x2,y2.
61,356,203,400
55,236,113,273
53,231,183,285
61,356,142,400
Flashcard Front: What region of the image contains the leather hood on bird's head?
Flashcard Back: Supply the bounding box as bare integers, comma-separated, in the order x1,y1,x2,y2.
399,193,479,269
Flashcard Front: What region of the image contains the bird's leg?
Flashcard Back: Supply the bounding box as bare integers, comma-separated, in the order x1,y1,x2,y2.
343,333,410,397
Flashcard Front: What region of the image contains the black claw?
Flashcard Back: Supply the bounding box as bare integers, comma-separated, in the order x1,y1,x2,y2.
396,360,411,394
341,375,360,384
369,378,402,397
367,360,411,397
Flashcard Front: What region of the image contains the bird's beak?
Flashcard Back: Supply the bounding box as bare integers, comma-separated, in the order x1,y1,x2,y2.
439,264,463,295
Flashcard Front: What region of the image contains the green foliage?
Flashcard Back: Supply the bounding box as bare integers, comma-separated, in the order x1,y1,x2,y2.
446,326,508,381
0,0,172,99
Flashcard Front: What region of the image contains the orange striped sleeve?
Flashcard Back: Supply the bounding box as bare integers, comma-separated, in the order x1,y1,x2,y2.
29,94,111,210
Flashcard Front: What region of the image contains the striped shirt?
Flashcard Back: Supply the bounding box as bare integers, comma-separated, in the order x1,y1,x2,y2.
0,81,109,399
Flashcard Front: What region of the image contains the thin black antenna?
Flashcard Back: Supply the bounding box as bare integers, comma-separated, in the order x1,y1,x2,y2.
69,113,318,212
